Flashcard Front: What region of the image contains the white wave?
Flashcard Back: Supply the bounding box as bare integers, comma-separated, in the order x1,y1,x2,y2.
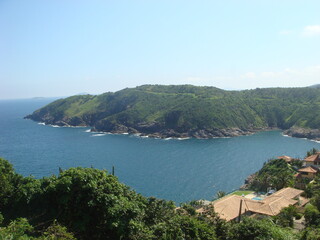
91,133,107,137
51,125,60,128
140,135,149,138
177,137,190,140
282,133,320,144
38,122,45,125
164,137,173,140
84,129,91,133
122,133,129,135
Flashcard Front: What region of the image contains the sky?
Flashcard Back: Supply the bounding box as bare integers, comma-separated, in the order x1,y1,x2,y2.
0,0,320,99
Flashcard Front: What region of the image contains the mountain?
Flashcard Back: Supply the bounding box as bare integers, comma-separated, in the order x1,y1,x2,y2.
25,85,320,139
309,84,320,88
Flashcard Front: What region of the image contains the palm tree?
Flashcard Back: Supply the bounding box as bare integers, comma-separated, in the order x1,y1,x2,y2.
215,191,226,199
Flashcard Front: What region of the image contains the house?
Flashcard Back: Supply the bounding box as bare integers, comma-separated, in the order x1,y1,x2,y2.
277,155,294,163
303,153,320,168
205,194,259,221
295,166,319,189
197,187,306,222
296,166,319,180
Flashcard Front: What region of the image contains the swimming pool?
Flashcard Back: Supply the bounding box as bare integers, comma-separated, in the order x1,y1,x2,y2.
252,197,263,201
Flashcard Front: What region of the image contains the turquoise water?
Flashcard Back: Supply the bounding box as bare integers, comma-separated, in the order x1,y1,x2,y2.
252,197,263,201
1,98,320,203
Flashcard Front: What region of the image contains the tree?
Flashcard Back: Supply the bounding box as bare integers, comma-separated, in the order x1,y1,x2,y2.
249,159,295,191
215,191,226,200
0,218,34,240
0,158,22,209
307,148,318,157
300,227,320,240
304,204,320,227
227,217,297,240
274,205,298,227
41,220,76,240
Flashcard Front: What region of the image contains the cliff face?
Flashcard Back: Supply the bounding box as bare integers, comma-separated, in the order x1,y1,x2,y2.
25,84,320,139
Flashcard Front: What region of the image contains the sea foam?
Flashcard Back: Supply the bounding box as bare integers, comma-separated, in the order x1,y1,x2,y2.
91,133,107,137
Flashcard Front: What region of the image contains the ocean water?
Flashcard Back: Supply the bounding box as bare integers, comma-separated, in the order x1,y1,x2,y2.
0,98,320,203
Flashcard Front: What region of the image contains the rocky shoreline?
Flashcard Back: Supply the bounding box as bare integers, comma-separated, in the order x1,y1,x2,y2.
240,173,257,190
25,115,272,139
283,127,320,141
25,113,320,141
93,127,258,139
26,114,320,140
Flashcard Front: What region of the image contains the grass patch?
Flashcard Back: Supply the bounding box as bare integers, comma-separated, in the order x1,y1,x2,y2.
232,190,254,196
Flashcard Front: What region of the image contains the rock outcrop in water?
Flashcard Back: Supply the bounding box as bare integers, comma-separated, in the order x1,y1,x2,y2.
284,127,320,141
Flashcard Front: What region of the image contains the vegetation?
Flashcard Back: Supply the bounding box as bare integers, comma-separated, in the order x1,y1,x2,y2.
0,216,76,240
248,158,297,191
0,157,219,240
26,85,320,137
273,205,300,228
306,148,319,157
8,147,320,239
299,179,320,239
231,190,254,196
0,156,305,240
215,191,227,200
227,217,297,240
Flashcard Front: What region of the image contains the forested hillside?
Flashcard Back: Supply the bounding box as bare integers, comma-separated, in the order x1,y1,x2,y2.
26,85,320,139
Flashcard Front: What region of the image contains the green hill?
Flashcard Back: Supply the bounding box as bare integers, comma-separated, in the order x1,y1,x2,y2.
25,85,320,139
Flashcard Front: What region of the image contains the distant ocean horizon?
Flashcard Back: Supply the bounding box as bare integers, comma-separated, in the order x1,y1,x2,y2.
0,98,320,203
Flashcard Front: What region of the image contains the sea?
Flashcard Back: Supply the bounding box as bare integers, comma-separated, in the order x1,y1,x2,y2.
0,98,319,203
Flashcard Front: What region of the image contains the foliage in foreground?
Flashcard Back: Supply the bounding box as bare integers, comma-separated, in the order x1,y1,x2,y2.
0,157,306,240
0,216,76,240
0,157,217,240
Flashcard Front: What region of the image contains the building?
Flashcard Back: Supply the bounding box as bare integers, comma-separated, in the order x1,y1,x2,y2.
303,153,320,168
295,166,319,189
277,155,294,163
197,187,306,222
296,166,319,180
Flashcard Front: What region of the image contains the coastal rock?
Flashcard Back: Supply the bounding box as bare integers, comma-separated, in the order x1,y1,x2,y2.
240,173,257,190
284,127,320,141
26,111,260,139
135,122,164,133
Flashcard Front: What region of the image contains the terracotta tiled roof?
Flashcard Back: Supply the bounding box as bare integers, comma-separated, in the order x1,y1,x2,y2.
212,195,261,221
299,196,310,206
298,166,319,174
258,196,297,216
211,187,303,221
278,156,293,162
272,187,304,199
304,154,320,163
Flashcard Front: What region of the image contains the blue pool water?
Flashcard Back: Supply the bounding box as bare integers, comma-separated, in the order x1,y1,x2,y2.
0,98,320,203
252,197,263,201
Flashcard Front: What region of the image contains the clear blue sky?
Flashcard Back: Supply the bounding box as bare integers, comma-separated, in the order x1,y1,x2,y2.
1,0,320,99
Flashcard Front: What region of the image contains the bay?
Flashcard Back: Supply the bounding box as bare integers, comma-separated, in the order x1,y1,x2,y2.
0,98,319,203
